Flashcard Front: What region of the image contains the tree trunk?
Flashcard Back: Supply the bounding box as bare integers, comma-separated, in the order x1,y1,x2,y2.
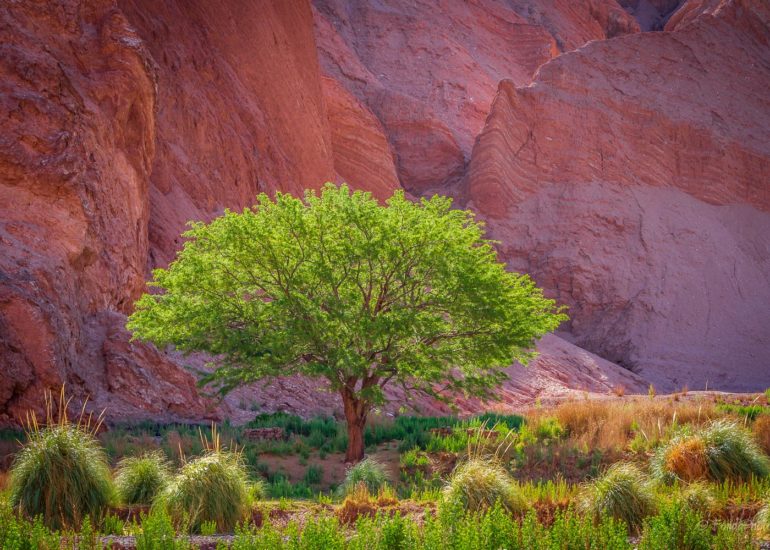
341,388,368,463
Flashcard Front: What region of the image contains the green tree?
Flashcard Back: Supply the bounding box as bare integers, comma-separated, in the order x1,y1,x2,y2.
127,185,566,462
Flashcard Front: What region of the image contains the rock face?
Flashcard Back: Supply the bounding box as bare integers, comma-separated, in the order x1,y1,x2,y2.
313,0,638,194
0,0,341,423
1,0,768,424
464,0,770,391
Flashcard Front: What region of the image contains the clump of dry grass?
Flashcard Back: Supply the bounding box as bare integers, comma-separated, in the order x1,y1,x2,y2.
542,398,717,452
652,420,769,484
336,483,399,524
662,437,709,482
753,415,770,456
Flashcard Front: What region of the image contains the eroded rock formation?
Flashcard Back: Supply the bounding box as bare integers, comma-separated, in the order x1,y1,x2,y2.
464,0,770,390
1,0,768,423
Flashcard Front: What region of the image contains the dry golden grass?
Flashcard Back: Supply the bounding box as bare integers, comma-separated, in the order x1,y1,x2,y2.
663,437,709,482
335,483,398,524
536,397,718,451
753,415,770,456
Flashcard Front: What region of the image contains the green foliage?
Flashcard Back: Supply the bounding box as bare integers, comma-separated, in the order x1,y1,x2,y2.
303,464,324,486
135,507,191,550
128,185,566,460
578,462,655,533
0,502,60,550
652,420,769,484
443,457,528,514
637,501,711,550
340,458,390,495
161,450,251,533
716,404,770,421
115,451,172,506
9,422,113,530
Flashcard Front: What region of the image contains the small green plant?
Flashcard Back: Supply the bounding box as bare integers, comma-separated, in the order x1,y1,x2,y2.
303,464,323,486
161,428,251,533
8,390,113,530
135,507,189,550
115,451,171,506
578,462,655,533
652,420,769,483
101,512,126,536
340,458,390,496
199,520,217,536
638,501,710,550
443,457,527,514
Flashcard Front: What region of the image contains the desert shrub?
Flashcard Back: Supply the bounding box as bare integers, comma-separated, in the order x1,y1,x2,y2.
578,462,655,533
340,458,390,496
753,415,770,455
0,502,60,550
637,501,711,550
443,457,527,514
8,410,113,529
755,501,770,540
161,449,251,533
115,451,172,506
653,420,769,483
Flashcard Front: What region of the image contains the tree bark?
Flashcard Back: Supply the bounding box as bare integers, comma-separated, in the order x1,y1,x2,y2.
341,388,368,463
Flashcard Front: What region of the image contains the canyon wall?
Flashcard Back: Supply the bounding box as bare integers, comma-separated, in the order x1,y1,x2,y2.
1,0,768,422
464,0,770,390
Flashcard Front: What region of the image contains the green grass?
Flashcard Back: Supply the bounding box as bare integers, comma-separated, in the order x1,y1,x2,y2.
578,462,655,533
443,457,527,514
115,451,171,506
161,449,252,533
9,422,113,530
339,458,390,496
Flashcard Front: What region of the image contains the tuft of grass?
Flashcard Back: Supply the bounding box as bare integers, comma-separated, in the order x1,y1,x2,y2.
680,482,717,517
755,501,770,540
753,415,770,456
115,451,171,506
443,457,528,514
653,420,769,484
8,389,113,530
339,457,389,496
578,462,655,533
161,427,251,533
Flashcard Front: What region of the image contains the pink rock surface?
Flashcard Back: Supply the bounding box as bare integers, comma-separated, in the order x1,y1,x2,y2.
464,0,770,391
313,0,638,193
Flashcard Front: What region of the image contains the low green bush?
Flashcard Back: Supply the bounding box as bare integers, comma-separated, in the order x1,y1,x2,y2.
8,419,113,529
443,458,527,514
578,462,655,533
637,501,711,550
115,451,172,506
161,449,251,533
340,458,390,496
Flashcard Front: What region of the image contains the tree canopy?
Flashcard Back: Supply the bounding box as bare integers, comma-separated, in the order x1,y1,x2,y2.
128,184,567,461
